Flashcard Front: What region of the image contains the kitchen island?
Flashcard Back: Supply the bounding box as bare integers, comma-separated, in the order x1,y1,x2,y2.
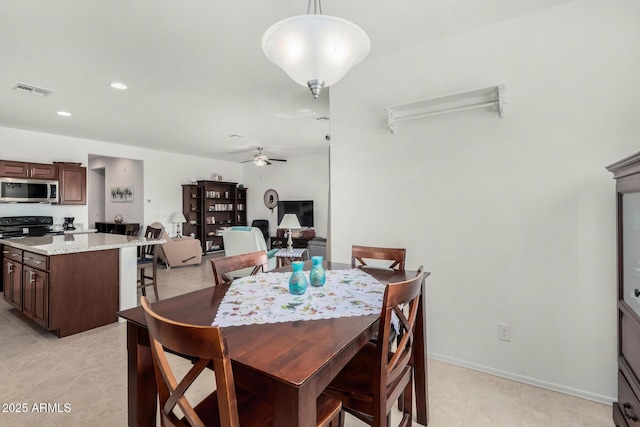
1,233,164,337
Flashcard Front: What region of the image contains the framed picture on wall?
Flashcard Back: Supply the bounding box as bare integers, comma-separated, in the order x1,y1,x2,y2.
111,185,134,202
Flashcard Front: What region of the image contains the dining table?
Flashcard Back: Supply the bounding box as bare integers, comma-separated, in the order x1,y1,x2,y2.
117,260,430,427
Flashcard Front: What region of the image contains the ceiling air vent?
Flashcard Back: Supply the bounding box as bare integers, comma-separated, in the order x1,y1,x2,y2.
13,83,53,97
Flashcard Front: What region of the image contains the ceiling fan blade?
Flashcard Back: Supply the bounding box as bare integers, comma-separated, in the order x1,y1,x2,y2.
265,160,272,165
240,159,254,163
269,158,287,162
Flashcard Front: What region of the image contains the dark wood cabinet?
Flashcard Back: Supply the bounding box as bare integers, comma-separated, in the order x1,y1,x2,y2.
182,181,247,254
22,251,49,327
3,247,23,310
1,255,7,299
0,160,57,179
95,221,140,235
2,246,119,337
0,159,87,205
58,164,86,205
4,250,50,329
607,152,640,426
22,264,49,328
182,184,203,245
3,257,22,311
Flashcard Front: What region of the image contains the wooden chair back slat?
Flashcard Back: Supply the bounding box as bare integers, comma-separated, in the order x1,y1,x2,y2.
137,224,164,300
351,245,406,271
384,267,423,387
210,251,268,286
325,266,424,427
142,296,341,427
141,225,163,258
376,267,423,409
141,297,241,427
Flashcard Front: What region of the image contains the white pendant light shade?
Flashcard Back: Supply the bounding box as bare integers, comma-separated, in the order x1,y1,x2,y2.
262,14,370,98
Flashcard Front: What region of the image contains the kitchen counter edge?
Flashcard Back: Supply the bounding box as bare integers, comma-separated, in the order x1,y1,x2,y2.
0,234,165,256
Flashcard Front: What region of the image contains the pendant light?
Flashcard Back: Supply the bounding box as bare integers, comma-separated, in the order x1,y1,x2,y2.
262,0,370,99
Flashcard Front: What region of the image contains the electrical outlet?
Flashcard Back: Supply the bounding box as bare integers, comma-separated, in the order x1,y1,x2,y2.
498,323,511,342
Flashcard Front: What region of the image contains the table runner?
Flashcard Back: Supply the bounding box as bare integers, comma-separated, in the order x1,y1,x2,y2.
213,268,385,327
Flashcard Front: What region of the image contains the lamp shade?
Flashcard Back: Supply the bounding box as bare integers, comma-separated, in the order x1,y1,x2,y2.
279,213,301,229
262,14,370,98
170,212,187,223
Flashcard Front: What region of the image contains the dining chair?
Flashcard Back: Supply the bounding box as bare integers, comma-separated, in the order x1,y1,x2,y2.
210,250,268,286
137,224,163,300
352,245,407,345
351,245,406,271
324,266,424,427
140,297,342,427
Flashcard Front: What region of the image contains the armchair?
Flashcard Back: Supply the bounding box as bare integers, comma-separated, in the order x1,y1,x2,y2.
222,227,278,276
157,227,202,268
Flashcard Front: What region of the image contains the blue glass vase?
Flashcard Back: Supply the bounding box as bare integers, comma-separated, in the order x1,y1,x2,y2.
309,256,326,287
289,261,308,295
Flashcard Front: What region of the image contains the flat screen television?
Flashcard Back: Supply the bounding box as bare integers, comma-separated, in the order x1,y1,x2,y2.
277,200,314,228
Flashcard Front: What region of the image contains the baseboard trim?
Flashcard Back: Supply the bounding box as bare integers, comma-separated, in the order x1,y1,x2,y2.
428,352,615,405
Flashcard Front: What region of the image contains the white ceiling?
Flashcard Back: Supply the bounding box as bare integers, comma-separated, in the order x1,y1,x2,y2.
0,0,569,163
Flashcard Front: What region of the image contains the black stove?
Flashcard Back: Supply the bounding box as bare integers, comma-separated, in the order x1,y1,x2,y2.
0,216,63,238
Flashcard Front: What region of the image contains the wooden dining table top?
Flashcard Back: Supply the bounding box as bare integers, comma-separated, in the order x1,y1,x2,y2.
119,261,423,384
117,260,430,427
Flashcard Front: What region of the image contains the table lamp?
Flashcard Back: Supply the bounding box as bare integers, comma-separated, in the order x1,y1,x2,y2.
279,213,301,251
170,212,187,238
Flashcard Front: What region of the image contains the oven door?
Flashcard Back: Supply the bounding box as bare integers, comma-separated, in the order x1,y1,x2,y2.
0,178,56,203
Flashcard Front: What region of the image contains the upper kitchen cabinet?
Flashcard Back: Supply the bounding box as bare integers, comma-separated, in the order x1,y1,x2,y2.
0,160,57,179
58,164,86,205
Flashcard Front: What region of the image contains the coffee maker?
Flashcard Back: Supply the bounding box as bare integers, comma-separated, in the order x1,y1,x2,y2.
63,217,75,230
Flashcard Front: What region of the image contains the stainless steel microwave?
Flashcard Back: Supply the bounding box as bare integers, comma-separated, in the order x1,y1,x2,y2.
0,178,59,203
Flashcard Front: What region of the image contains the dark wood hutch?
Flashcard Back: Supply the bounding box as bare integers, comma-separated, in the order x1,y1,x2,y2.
182,181,247,254
607,152,640,426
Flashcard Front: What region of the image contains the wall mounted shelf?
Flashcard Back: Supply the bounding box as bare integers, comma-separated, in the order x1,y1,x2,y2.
384,84,505,133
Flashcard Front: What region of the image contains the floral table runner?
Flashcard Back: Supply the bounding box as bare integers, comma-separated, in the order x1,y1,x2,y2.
213,269,385,327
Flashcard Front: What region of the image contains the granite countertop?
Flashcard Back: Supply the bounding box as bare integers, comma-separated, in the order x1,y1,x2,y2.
0,233,165,256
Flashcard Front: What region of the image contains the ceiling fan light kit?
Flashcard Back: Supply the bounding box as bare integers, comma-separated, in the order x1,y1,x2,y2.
240,147,287,167
262,0,370,99
254,154,269,167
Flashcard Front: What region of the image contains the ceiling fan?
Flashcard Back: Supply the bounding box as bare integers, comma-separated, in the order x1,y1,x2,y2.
241,147,287,167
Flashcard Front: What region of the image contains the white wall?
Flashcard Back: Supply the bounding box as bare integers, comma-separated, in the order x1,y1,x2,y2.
87,166,105,226
242,152,329,239
330,0,640,402
0,126,242,228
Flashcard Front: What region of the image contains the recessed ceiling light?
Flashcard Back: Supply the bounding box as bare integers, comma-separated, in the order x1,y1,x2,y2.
57,111,71,117
110,82,127,90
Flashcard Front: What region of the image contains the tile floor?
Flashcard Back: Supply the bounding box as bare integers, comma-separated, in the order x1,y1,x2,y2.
0,254,614,426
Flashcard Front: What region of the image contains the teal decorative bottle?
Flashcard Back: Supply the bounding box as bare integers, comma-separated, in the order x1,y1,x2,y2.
289,261,308,295
309,256,326,287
